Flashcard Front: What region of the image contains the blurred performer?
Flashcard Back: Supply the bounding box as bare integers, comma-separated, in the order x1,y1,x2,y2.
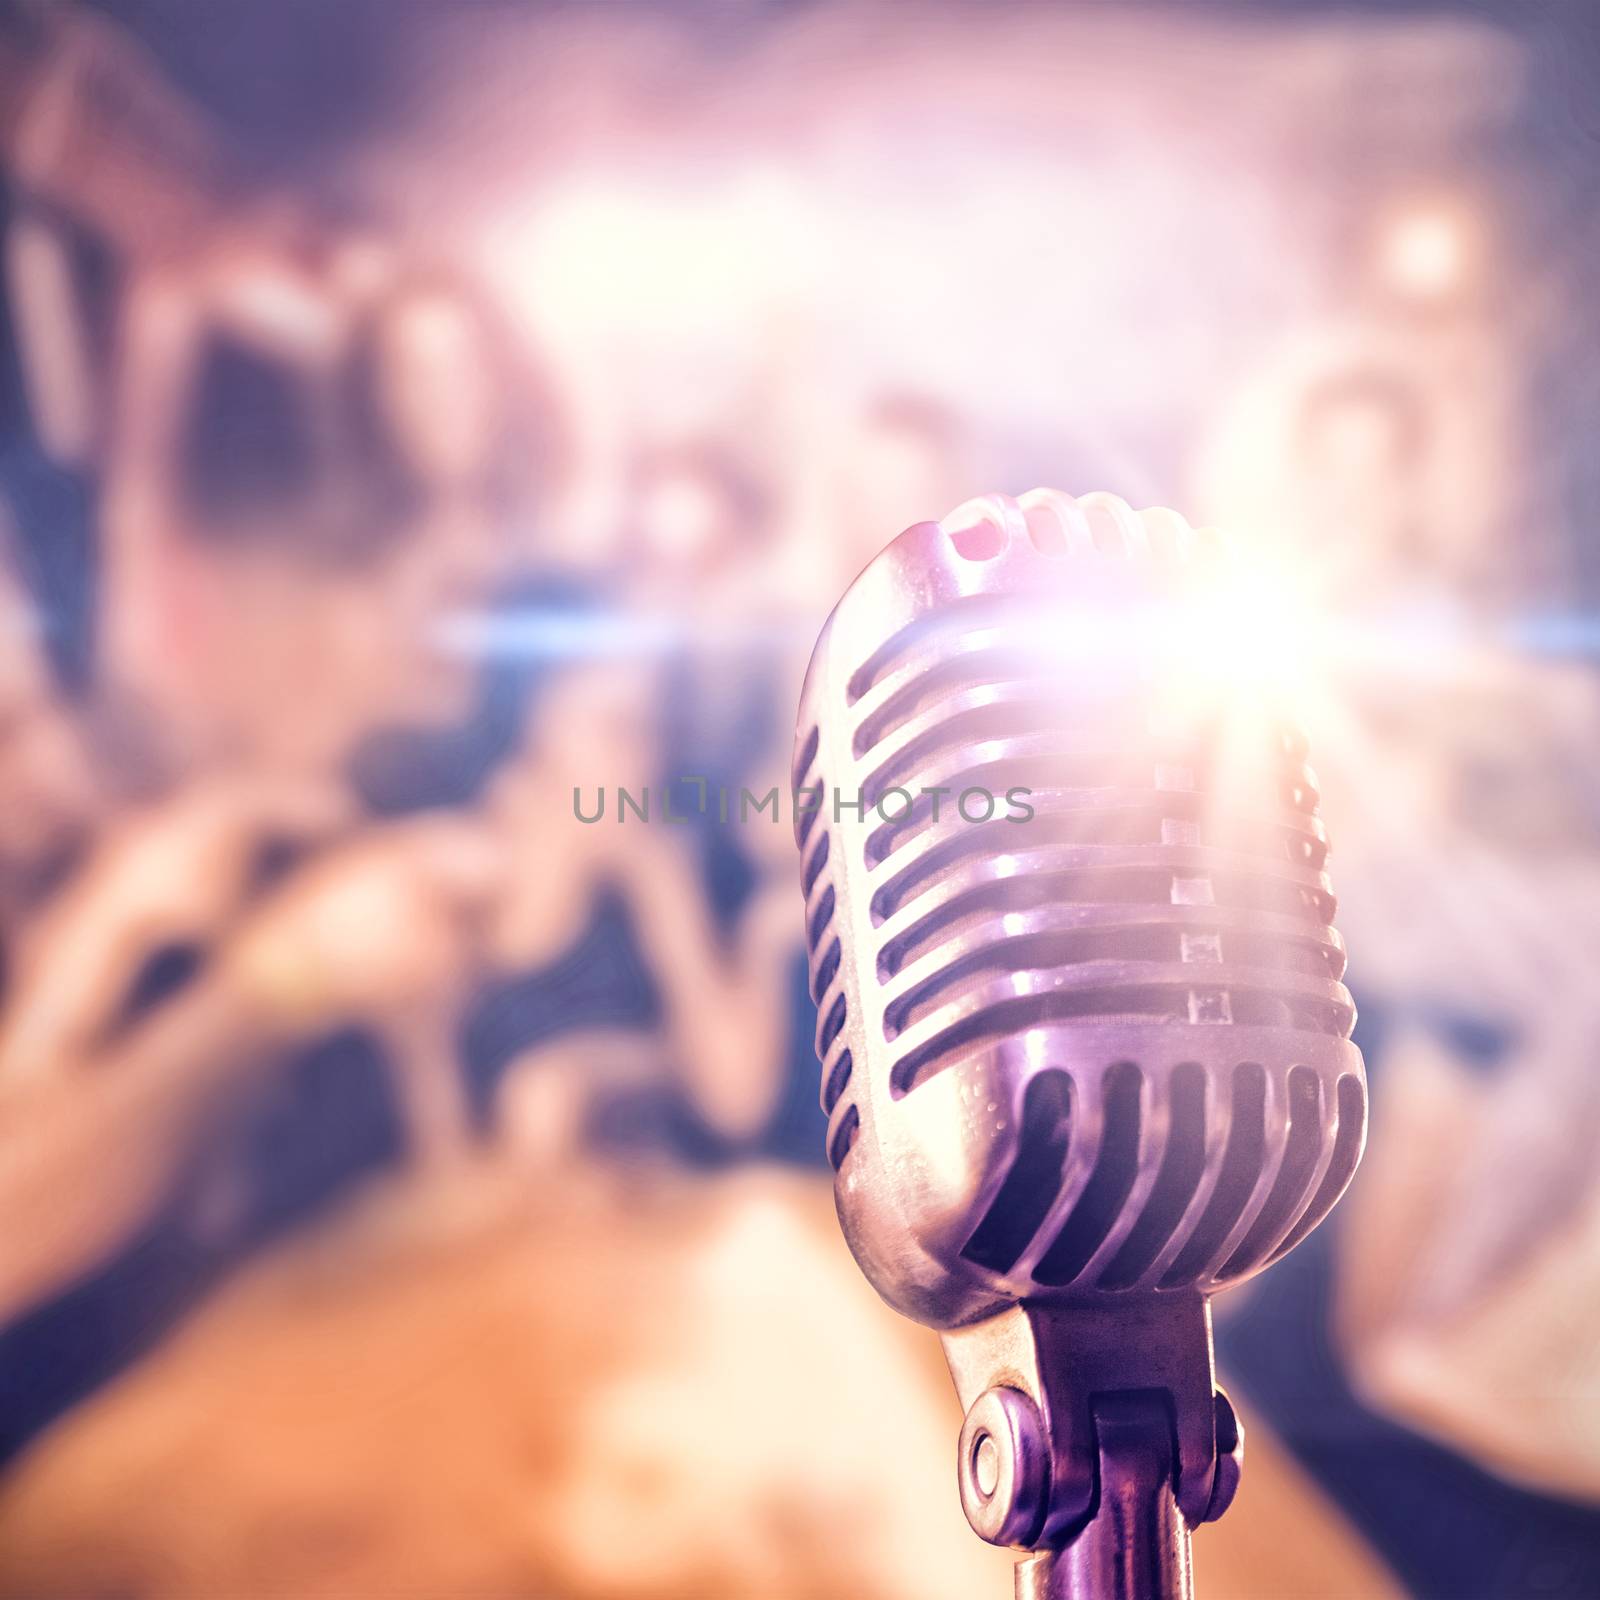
1194,314,1519,611
350,266,557,604
97,222,524,782
0,218,545,1318
1293,369,1434,604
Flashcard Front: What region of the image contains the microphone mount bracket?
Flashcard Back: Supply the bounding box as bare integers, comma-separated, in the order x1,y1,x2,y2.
942,1294,1241,1599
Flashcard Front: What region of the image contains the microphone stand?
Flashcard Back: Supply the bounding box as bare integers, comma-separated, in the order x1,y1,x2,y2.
941,1295,1241,1600
1011,1394,1198,1600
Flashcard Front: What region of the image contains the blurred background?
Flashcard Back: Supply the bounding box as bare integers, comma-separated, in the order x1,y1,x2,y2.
0,0,1598,1595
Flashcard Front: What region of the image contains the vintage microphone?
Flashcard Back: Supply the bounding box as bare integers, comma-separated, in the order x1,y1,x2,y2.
793,490,1366,1600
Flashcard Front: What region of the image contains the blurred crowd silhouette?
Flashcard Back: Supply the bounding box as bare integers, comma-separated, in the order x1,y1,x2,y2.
1,1,1599,1596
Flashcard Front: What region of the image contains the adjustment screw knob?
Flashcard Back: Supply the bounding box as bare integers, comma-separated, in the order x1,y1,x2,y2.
957,1386,1050,1546
1203,1388,1245,1523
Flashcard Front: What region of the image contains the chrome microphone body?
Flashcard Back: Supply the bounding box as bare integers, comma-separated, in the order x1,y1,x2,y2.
794,491,1366,1599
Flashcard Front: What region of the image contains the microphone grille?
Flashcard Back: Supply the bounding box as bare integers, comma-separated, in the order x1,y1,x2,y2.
798,491,1366,1319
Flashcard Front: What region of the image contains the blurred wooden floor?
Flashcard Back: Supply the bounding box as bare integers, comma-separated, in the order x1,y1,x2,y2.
0,1161,1401,1599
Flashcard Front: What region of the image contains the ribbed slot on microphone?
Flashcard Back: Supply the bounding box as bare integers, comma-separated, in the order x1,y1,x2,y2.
871,809,1167,925
888,869,1182,954
884,926,1184,1034
1284,768,1321,813
960,1070,1072,1275
811,935,841,1004
1209,813,1330,871
1267,1073,1366,1264
862,701,1158,810
1099,1063,1208,1289
1225,928,1346,980
847,596,1018,704
807,884,837,951
868,755,1327,871
1159,1062,1267,1287
865,755,1143,864
828,1104,860,1170
865,751,1224,866
1033,1063,1144,1286
1226,989,1354,1034
881,938,1348,1041
891,992,1184,1095
793,723,819,788
872,813,1332,931
802,829,830,897
818,993,847,1055
853,648,1062,757
879,869,1335,982
797,767,825,850
1218,1066,1323,1278
822,1049,853,1115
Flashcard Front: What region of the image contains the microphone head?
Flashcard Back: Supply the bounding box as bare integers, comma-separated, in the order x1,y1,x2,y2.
795,490,1366,1330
